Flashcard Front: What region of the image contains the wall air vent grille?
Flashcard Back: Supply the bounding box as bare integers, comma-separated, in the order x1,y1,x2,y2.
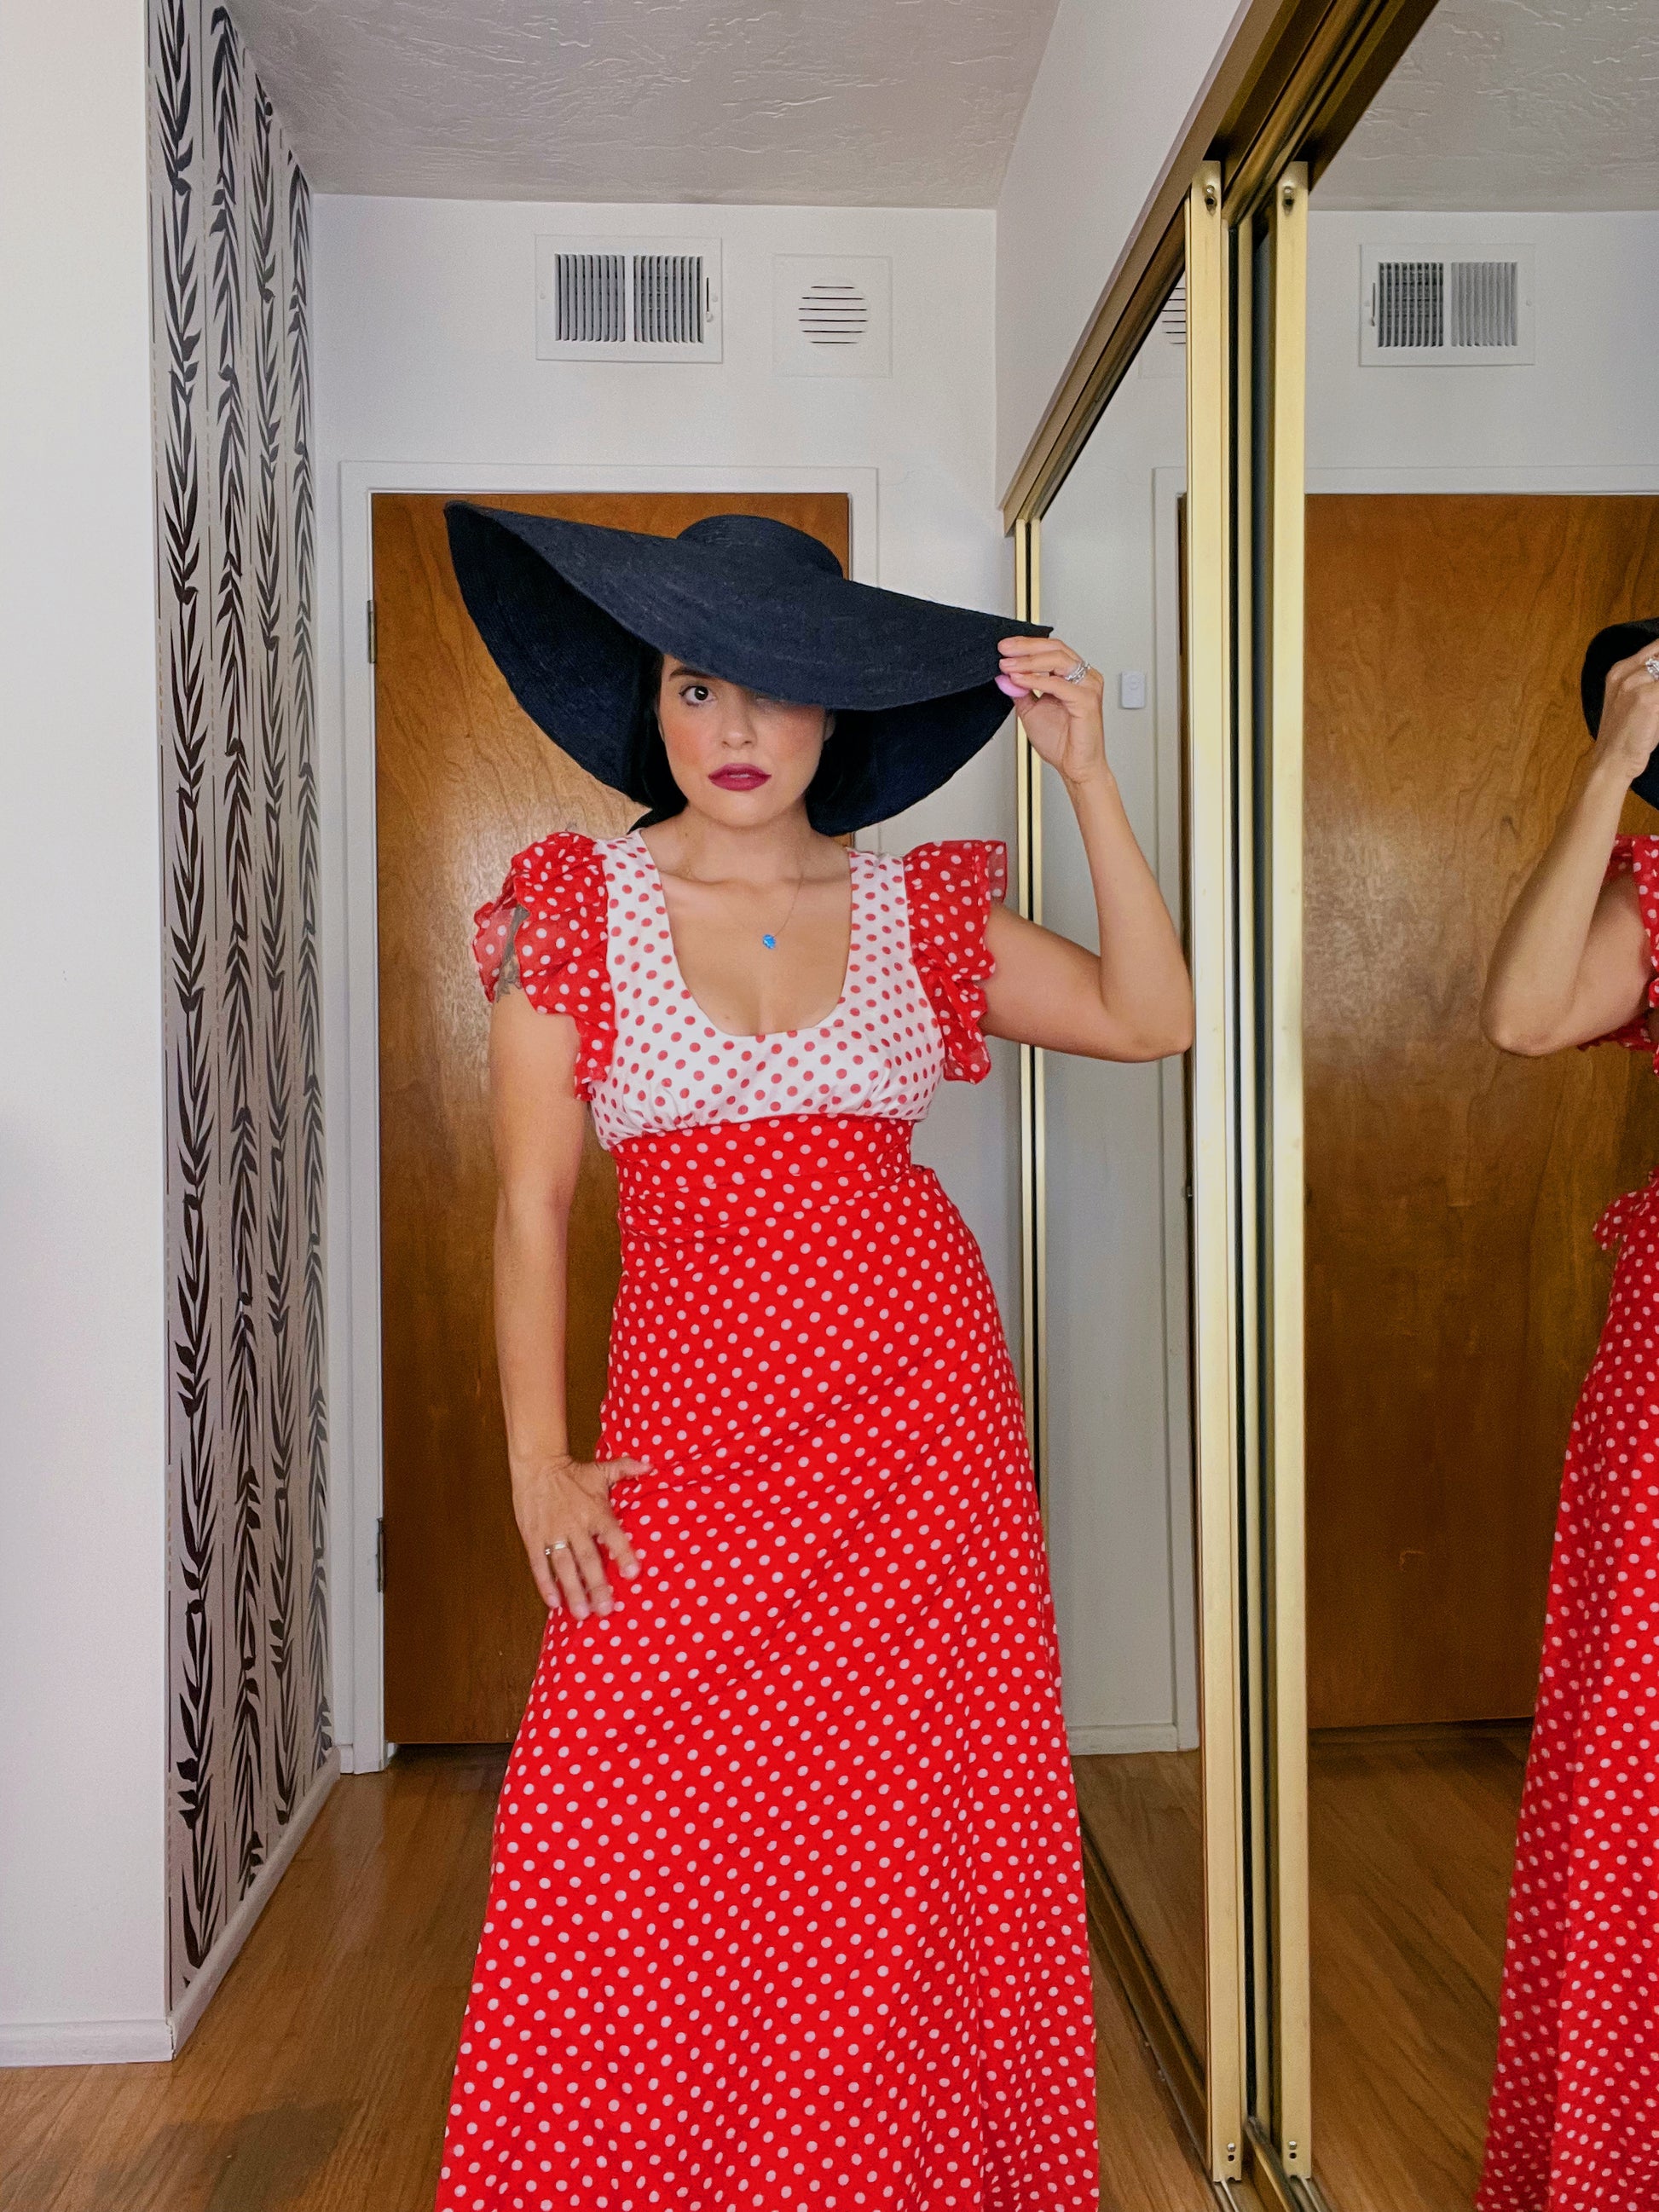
1361,243,1533,366
773,256,891,378
1138,274,1187,378
1376,260,1443,349
536,236,721,361
798,282,870,347
1450,260,1518,349
633,255,704,347
552,253,626,344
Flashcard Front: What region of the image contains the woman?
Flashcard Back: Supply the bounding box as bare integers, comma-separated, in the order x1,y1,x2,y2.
1479,619,1659,2212
432,505,1194,2212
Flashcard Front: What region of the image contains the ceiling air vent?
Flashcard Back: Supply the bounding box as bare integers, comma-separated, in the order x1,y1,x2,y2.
1360,243,1533,365
773,255,892,378
535,236,722,361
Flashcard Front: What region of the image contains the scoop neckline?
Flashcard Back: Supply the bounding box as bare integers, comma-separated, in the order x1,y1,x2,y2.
628,829,859,1044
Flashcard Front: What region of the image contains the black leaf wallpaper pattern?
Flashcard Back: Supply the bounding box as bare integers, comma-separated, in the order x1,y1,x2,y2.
150,0,331,2008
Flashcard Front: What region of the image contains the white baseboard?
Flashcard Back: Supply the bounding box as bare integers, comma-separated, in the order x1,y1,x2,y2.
0,2017,174,2067
169,1751,340,2055
0,1753,340,2070
1067,1723,1182,1756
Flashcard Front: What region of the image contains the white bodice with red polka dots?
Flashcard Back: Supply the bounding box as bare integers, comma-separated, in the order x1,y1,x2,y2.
590,832,940,1146
472,827,1006,1153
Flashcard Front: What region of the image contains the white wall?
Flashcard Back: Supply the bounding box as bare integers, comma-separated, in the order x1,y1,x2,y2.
0,0,170,2057
1036,346,1197,1751
995,0,1246,498
1308,210,1659,478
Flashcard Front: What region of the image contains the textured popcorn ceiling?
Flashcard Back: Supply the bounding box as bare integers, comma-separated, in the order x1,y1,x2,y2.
1320,0,1659,210
228,0,1061,205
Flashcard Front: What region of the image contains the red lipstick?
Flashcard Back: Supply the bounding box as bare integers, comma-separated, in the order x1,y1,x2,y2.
709,766,771,790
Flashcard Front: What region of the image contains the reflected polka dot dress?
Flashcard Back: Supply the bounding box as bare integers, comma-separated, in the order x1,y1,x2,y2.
438,830,1100,2211
1479,837,1659,2210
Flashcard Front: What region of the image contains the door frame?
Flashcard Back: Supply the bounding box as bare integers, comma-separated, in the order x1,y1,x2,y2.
327,461,881,1772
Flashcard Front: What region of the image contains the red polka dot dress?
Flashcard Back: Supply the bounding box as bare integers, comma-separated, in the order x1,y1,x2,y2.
1479,837,1659,2210
436,829,1100,2212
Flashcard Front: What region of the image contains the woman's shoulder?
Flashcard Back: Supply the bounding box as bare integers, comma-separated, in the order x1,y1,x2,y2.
471,831,619,1088
893,840,1007,1085
500,825,636,887
1604,835,1659,935
472,830,616,1004
899,838,1009,908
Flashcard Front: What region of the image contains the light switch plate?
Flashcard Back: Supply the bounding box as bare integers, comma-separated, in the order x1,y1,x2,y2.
1119,670,1148,710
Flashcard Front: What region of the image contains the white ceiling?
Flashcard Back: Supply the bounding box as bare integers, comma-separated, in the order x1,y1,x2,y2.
228,0,1061,205
1319,0,1659,211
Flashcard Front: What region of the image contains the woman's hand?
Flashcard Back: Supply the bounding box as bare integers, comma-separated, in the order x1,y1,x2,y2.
998,635,1110,789
1598,645,1659,788
513,1452,648,1619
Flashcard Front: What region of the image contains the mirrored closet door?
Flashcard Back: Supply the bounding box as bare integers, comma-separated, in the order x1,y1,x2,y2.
1034,275,1203,2073
1014,171,1246,2183
1234,0,1659,2203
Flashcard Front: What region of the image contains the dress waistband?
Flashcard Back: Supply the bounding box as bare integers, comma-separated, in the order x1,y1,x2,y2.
611,1114,916,1237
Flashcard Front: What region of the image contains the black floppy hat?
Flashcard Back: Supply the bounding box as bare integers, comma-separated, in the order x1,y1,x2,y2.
1583,615,1659,808
443,502,1049,835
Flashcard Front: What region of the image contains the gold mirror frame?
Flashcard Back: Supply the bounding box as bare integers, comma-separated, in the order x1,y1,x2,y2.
1006,2,1442,2198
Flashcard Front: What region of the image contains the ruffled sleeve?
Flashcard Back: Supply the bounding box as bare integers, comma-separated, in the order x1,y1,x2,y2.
1584,835,1659,1054
471,832,616,1098
903,839,1009,1083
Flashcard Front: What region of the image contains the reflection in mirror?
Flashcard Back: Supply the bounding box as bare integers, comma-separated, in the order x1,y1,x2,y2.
1036,285,1201,2075
1300,3,1659,2204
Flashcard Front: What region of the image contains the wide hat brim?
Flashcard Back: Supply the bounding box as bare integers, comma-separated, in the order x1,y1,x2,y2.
1584,615,1659,809
444,501,1049,835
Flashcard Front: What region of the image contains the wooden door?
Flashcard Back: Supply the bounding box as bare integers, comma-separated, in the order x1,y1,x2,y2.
1304,494,1659,1729
375,490,853,1741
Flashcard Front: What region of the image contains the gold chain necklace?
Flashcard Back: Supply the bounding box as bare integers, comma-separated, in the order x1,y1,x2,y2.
760,869,806,952
674,837,811,953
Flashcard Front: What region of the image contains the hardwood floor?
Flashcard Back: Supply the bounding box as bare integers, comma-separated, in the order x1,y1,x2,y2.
0,1749,502,2212
1075,1724,1530,2212
0,1750,1213,2212
1072,1748,1205,2062
1308,1724,1527,2212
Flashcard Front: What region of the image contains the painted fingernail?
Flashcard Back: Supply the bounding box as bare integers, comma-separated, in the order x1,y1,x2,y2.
996,673,1031,699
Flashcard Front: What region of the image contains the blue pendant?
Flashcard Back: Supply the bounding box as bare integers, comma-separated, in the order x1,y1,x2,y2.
760,933,777,950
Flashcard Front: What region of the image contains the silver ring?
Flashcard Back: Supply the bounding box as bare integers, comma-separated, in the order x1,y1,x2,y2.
1645,656,1659,682
1062,656,1090,684
545,1541,569,1556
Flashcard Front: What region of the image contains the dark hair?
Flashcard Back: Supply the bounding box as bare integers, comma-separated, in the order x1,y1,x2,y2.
629,652,857,830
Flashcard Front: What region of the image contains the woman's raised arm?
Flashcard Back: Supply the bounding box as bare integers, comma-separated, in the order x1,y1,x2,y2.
1483,647,1659,1057
981,634,1194,1064
488,988,646,1616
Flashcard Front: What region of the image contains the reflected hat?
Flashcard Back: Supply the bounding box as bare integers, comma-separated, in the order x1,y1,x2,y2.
443,502,1049,835
1583,615,1659,805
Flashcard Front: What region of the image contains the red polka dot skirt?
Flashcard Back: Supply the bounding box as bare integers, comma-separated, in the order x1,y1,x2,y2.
1480,839,1659,2211
438,823,1100,2209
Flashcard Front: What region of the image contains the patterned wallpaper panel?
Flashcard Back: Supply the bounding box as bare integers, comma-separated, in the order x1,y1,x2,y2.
149,0,330,2007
